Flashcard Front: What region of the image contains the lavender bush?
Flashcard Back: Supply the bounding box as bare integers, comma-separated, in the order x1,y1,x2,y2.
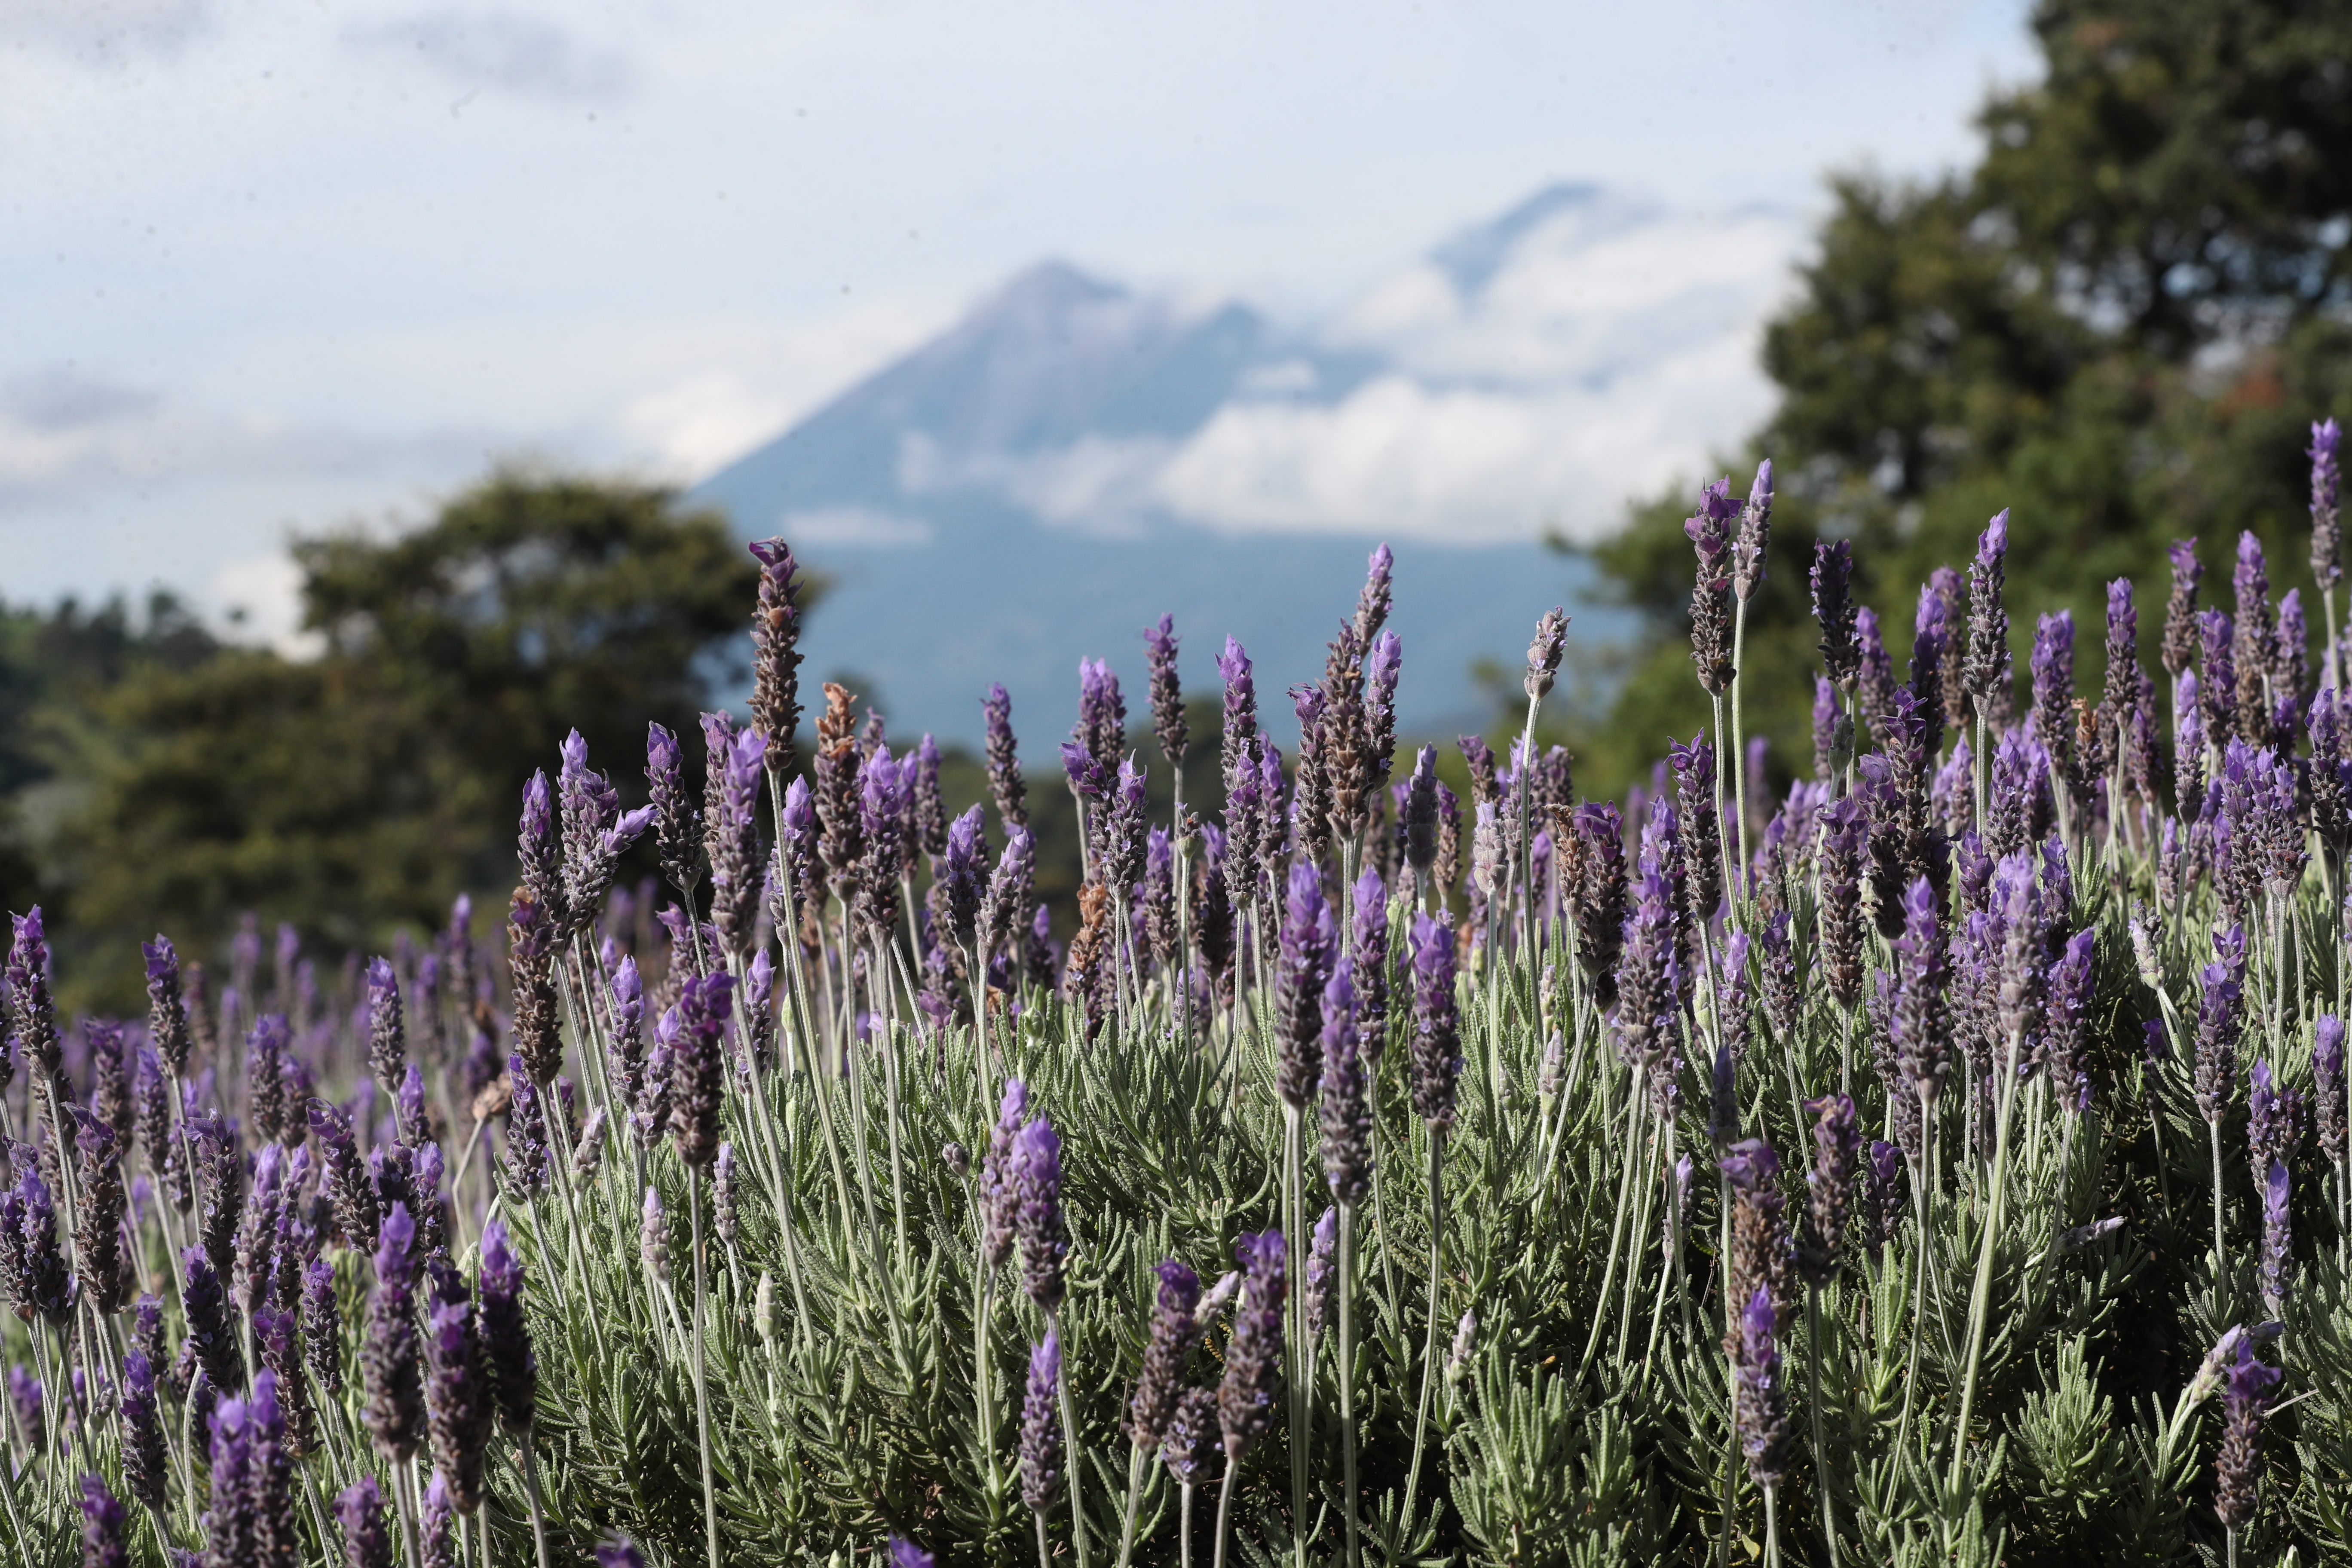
9,436,2352,1567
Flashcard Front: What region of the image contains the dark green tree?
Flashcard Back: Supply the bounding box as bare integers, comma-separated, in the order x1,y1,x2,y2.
1574,0,2352,802
55,469,761,1009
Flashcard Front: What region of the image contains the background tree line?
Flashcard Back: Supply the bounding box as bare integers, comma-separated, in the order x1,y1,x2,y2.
1560,0,2352,799
12,0,2347,1008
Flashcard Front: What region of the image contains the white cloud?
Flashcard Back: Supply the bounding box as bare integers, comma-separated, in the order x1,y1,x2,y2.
620,374,799,480
0,0,211,62
344,9,633,102
208,551,322,656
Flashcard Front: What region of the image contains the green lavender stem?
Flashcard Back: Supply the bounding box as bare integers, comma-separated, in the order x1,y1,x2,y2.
689,1173,721,1568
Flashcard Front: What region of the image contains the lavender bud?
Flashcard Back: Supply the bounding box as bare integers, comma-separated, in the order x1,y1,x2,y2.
1304,1205,1339,1341
1525,606,1570,699
1732,458,1773,603
337,1476,395,1568
362,1204,425,1462
669,972,734,1172
1014,1116,1068,1312
421,1472,457,1568
2313,419,2343,589
1217,1230,1286,1459
1812,540,1858,689
1017,1329,1066,1516
1276,862,1335,1107
1408,913,1461,1129
747,537,806,772
1733,1286,1792,1486
1797,1093,1859,1286
2315,1016,2347,1171
2214,1336,2283,1531
2194,925,2248,1125
1354,542,1394,643
1686,478,1739,694
6,908,58,1077
1161,1384,1222,1488
1127,1259,1201,1450
120,1351,168,1514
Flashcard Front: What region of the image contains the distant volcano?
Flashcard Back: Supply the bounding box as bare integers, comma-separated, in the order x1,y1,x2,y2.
691,184,1800,747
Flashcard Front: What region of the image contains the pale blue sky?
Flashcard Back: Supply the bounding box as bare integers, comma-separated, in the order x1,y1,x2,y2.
0,0,2036,636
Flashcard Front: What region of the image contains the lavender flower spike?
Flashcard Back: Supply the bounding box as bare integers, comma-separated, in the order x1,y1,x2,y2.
80,1474,129,1568
1812,539,1858,688
1127,1259,1201,1451
362,1203,425,1462
1408,911,1462,1129
1275,861,1335,1108
1014,1115,1068,1312
1145,612,1188,765
1732,457,1773,603
337,1476,395,1568
2214,1335,2283,1531
1963,508,2010,719
2314,417,2343,590
1020,1330,1063,1514
1733,1286,1791,1486
1217,1230,1286,1459
2163,539,2203,678
1525,607,1569,699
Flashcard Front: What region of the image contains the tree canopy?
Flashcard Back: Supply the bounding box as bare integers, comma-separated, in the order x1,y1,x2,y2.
1573,0,2352,797
28,470,761,1011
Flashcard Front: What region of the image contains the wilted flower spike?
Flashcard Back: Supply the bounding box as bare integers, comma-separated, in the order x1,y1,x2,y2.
1525,607,1569,699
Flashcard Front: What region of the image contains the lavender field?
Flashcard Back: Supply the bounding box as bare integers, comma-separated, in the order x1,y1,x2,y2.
7,429,2352,1568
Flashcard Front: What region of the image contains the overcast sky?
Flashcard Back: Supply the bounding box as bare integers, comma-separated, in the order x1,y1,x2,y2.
0,0,2037,637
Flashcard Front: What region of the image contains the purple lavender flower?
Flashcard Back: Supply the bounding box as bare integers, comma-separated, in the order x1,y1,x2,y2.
2040,928,2097,1111
2159,539,2203,680
1731,458,1774,603
1733,1286,1791,1486
337,1476,395,1568
669,971,734,1173
8,1168,68,1325
1721,1139,1792,1346
180,1244,244,1394
980,682,1031,832
1303,1204,1341,1343
121,1349,168,1513
423,1258,490,1512
647,721,704,893
1217,636,1259,805
1811,676,1841,782
1161,1384,1222,1488
1891,877,1951,1101
2317,1016,2348,1171
1354,542,1394,643
1797,1094,1859,1286
1217,1230,1286,1458
1816,797,1867,1009
640,1186,668,1283
1669,732,1721,931
745,536,806,773
710,729,769,958
1316,953,1377,1212
1078,657,1129,775
1276,862,1336,1108
2314,418,2343,589
5,1367,39,1453
1014,1115,1067,1311
1525,606,1570,699
1686,477,1740,693
303,1255,342,1396
80,1473,128,1568
1962,509,2011,724
888,1540,937,1568
2233,533,2275,741
2198,609,2237,749
144,934,193,1076
1855,606,1896,737
1409,912,1462,1129
2259,1159,2294,1315
421,1472,457,1568
2031,608,2076,764
980,1080,1029,1274
362,1203,425,1462
204,1382,263,1568
2214,1335,2282,1531
1127,1259,1201,1450
6,908,57,1078
2194,925,2248,1125
1812,540,1857,689
1020,1330,1063,1513
1144,613,1188,766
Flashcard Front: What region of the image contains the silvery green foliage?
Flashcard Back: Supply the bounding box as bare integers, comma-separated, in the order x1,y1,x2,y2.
21,488,2352,1568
